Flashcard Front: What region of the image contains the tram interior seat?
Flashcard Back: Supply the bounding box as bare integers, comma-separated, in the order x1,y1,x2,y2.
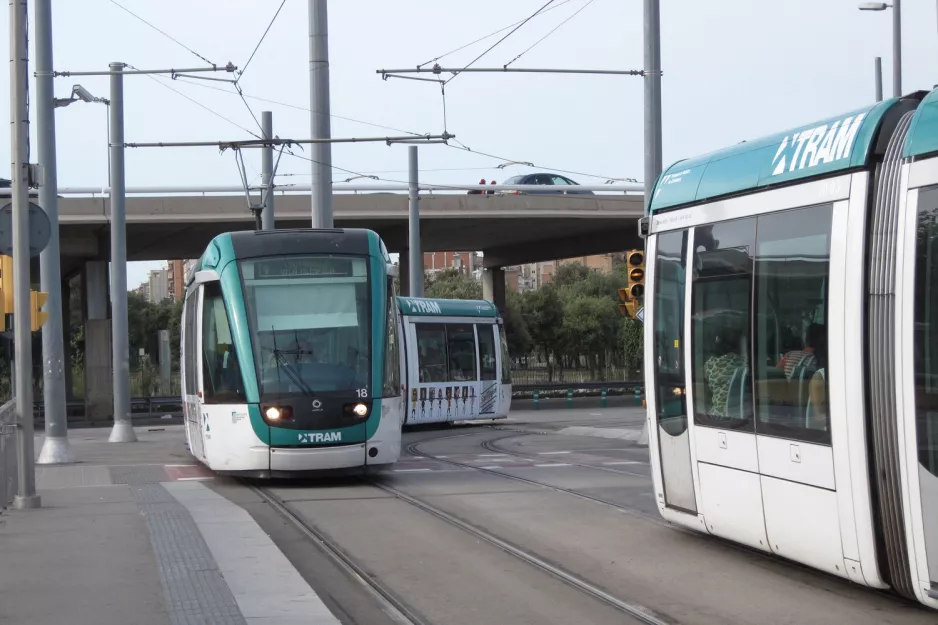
792,361,819,427
755,367,793,424
724,367,753,420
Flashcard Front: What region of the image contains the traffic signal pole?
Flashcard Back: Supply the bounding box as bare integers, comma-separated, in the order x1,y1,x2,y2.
35,0,74,465
10,0,40,509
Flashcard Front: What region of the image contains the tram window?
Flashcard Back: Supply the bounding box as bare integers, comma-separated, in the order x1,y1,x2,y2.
183,293,198,395
382,282,401,397
753,205,832,445
201,282,245,404
447,324,478,381
499,326,512,384
416,324,448,383
691,218,756,431
914,187,938,477
478,325,497,381
654,230,688,434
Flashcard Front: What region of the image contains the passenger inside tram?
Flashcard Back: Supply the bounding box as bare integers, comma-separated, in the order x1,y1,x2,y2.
703,326,748,419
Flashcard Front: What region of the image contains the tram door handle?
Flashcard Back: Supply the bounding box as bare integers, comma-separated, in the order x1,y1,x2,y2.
718,432,727,449
790,444,802,464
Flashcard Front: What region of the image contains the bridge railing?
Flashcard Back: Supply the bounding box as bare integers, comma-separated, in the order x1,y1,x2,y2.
0,182,644,198
1,399,17,507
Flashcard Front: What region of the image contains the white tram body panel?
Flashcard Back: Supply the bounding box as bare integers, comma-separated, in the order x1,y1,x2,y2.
644,91,938,607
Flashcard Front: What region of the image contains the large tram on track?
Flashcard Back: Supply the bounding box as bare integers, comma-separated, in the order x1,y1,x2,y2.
180,228,404,476
643,87,938,609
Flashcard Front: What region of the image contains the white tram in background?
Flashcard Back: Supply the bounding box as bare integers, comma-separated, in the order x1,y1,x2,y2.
643,88,938,608
397,297,512,425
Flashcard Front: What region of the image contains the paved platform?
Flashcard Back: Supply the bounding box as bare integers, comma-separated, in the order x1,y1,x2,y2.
0,426,339,625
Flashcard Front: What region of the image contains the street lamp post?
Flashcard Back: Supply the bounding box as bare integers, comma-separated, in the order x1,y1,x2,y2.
859,1,902,97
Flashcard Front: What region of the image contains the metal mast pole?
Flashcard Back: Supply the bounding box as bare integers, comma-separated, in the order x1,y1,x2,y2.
108,62,136,443
874,56,883,102
261,111,275,231
35,0,73,465
643,0,663,213
308,0,334,228
11,0,40,509
408,146,423,298
893,0,902,97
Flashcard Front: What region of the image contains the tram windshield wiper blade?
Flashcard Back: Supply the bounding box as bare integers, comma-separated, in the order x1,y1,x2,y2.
270,348,317,398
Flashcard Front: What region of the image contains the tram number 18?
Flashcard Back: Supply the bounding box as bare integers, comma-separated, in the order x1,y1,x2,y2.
356,389,368,398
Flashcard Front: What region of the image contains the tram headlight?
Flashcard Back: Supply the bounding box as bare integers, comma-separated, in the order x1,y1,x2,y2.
265,406,282,421
353,403,368,417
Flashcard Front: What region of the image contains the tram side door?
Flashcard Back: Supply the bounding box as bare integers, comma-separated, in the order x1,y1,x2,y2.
183,286,206,460
902,182,938,603
649,230,698,514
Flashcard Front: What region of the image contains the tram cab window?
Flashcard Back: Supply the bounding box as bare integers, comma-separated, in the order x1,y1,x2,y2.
914,187,938,478
478,325,498,381
382,282,401,398
447,324,477,381
201,282,245,404
753,204,832,445
653,231,688,434
183,292,199,396
691,218,756,431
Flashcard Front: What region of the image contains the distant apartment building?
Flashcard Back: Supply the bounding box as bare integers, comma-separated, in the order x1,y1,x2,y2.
504,253,624,293
423,251,480,277
147,268,170,303
166,259,198,302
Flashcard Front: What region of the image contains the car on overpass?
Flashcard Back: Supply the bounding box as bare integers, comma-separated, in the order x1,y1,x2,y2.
499,173,595,195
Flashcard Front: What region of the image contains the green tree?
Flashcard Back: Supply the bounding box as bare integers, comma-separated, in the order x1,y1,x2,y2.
425,269,482,300
621,317,643,377
552,262,590,287
503,292,531,360
520,284,564,380
558,295,620,379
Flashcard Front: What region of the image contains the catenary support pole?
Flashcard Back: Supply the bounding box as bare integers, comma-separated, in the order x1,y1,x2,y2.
108,62,136,443
35,0,73,465
874,56,883,102
261,111,275,231
893,0,902,98
643,0,662,213
11,0,40,508
408,146,423,298
309,0,334,228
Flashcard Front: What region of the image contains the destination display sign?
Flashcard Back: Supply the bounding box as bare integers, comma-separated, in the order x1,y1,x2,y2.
254,256,355,279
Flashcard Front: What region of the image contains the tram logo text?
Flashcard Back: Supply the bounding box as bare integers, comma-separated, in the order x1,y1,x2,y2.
407,299,442,314
771,113,866,176
298,432,342,443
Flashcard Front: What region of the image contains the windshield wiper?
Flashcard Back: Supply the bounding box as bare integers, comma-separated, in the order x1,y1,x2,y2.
268,329,317,398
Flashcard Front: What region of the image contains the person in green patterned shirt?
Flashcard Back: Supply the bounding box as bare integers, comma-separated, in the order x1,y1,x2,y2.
704,330,747,418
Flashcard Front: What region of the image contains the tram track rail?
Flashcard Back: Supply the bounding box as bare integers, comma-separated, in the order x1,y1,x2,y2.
249,483,434,625
368,473,674,625
405,433,665,527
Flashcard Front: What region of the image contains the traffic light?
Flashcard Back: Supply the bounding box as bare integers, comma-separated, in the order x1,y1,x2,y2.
617,287,629,317
626,249,645,300
30,290,48,332
0,256,11,330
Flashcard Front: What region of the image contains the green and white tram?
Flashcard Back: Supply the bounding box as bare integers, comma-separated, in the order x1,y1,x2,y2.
180,228,404,476
397,297,512,424
642,88,938,608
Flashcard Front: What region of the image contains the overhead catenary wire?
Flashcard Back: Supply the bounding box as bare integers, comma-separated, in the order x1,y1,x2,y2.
143,70,261,138
109,0,216,67
447,139,620,181
417,0,577,69
239,0,287,80
504,0,599,68
444,0,557,85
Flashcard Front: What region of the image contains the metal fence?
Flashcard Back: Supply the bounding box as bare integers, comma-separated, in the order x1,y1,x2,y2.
0,399,17,507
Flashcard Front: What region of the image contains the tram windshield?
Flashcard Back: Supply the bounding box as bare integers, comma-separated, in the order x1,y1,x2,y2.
239,254,371,398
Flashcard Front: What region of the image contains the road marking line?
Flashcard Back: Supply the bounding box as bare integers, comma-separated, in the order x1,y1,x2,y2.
478,453,508,457
393,468,432,473
534,463,572,468
537,451,571,455
435,455,449,458
165,464,198,467
481,466,503,470
602,461,643,466
177,476,214,481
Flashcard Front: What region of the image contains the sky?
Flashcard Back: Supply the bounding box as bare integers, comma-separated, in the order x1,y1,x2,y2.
1,0,936,290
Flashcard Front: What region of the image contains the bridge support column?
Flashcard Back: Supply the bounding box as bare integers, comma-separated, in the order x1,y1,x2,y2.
482,267,506,315
82,261,111,423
